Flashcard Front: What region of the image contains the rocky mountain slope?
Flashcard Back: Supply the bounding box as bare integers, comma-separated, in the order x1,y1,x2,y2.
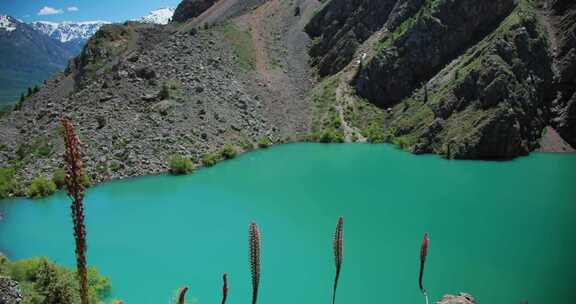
0,9,175,107
0,0,574,197
0,0,318,196
306,0,575,159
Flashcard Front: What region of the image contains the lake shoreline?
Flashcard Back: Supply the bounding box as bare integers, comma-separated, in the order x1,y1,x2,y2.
2,141,576,201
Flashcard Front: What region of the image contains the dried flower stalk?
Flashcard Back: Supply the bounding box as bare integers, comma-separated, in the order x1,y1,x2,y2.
221,273,228,304
177,287,188,304
332,217,344,304
419,233,430,304
249,222,261,304
61,117,89,304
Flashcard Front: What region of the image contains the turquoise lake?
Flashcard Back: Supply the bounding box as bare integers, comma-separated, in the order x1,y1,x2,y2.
1,143,575,304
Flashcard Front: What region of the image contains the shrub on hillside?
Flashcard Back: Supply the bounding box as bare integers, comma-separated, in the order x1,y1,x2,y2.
0,167,17,199
52,169,66,189
202,153,219,167
240,139,254,151
168,155,194,175
257,137,272,148
319,129,344,143
27,177,57,198
221,145,237,159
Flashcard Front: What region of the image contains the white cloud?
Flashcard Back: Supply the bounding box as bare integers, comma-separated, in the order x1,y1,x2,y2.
67,6,79,12
38,6,64,15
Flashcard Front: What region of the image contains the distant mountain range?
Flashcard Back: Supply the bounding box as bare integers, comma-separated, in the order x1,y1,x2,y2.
0,15,73,106
0,7,175,106
31,20,110,54
137,7,175,25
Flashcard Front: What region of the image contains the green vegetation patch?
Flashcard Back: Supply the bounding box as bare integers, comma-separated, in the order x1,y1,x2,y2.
220,22,256,70
27,176,57,199
202,153,220,167
168,154,195,175
0,255,110,304
0,167,17,199
221,145,238,160
257,137,273,148
52,169,66,189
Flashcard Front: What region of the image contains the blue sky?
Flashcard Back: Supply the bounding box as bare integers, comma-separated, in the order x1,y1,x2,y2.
0,0,181,22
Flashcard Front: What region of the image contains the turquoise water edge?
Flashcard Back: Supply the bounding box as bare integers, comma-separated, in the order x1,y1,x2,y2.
1,143,575,303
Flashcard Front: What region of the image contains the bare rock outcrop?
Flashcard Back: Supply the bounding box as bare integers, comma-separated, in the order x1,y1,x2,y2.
0,277,22,304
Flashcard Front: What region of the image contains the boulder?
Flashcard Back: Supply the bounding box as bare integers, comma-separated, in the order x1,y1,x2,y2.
0,277,22,304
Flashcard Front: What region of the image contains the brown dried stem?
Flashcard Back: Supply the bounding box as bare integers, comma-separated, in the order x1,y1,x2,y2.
419,233,430,304
61,117,89,304
249,222,261,304
177,287,188,304
221,273,228,304
332,217,344,304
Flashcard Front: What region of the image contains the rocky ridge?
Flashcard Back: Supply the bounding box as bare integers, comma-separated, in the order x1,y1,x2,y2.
306,0,575,159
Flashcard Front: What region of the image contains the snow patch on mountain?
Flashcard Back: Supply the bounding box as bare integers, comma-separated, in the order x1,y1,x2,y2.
31,20,110,43
138,7,175,25
0,14,17,32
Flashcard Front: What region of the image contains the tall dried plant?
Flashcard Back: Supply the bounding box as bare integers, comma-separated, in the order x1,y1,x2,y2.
177,287,188,304
419,233,430,304
332,217,344,304
249,222,261,304
221,273,228,304
61,117,89,304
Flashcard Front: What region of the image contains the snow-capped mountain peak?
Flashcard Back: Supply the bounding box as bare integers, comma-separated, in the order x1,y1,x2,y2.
31,20,110,43
138,7,175,25
0,14,17,32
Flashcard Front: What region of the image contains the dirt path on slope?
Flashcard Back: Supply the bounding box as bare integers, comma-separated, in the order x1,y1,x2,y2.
234,0,318,137
329,31,388,142
536,2,560,58
247,0,277,84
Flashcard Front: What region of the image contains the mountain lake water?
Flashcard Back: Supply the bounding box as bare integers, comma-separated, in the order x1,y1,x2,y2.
1,143,575,304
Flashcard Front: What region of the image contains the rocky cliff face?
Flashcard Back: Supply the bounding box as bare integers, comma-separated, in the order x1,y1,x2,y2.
354,0,516,107
547,0,576,147
172,0,219,23
307,0,575,159
305,0,399,76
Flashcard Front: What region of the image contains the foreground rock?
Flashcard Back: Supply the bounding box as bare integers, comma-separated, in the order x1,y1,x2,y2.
437,293,476,304
0,277,22,304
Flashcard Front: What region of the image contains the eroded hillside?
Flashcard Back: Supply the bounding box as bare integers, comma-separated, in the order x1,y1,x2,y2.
0,0,320,196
